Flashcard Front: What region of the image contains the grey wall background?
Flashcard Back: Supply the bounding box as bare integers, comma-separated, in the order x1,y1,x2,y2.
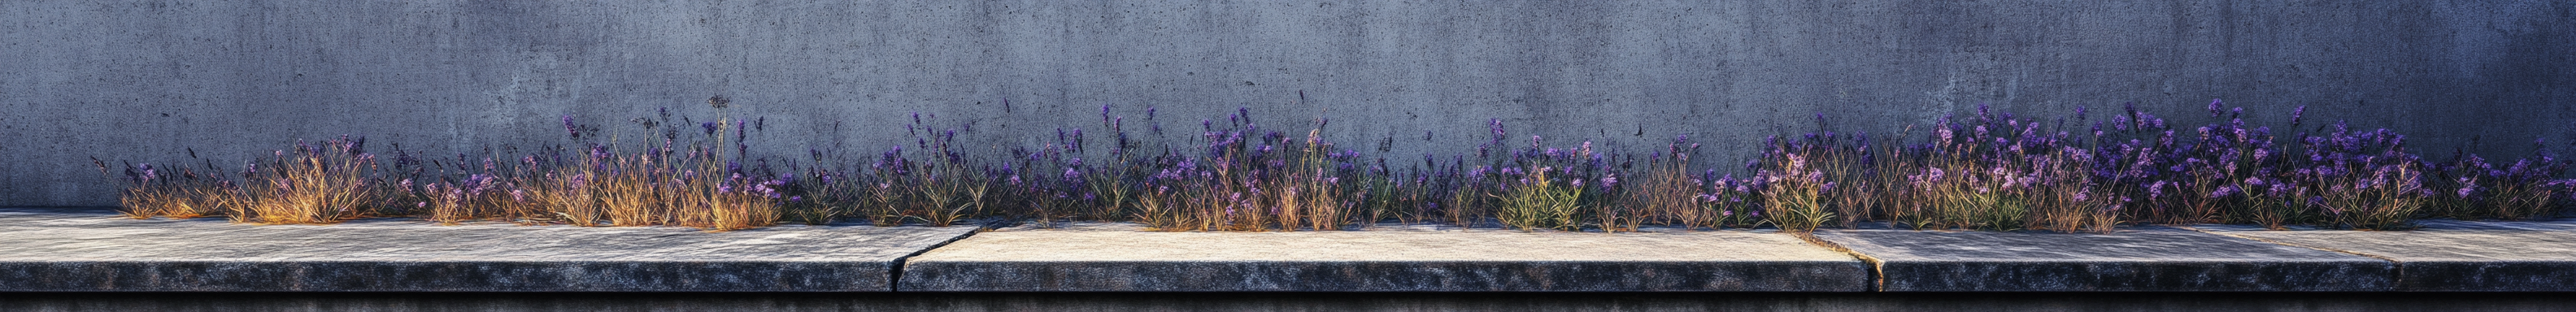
3,1,2571,206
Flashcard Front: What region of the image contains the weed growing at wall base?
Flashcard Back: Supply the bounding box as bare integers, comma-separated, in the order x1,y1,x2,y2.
98,98,2576,232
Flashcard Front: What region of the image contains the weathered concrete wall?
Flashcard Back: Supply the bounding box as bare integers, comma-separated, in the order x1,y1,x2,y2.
3,1,2570,206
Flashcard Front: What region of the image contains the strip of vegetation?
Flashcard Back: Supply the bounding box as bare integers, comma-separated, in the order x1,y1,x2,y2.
95,98,2574,232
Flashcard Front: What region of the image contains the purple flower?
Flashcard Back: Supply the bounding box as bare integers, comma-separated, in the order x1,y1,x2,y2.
559,115,582,138
2289,106,2307,126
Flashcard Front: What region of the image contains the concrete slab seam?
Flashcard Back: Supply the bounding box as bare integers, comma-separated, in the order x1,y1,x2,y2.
888,227,985,292
1791,232,1885,292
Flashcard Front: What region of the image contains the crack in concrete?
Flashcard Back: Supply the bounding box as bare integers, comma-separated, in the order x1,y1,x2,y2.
886,225,985,292
1792,232,1885,292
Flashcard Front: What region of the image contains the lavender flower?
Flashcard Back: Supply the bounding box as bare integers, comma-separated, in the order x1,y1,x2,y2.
2289,106,2308,127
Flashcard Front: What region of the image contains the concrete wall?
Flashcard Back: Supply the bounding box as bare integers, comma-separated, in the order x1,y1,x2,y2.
4,1,2570,206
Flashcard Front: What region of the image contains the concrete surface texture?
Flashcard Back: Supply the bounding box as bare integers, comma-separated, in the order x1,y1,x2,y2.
4,2,2573,207
0,208,977,291
11,292,2576,312
9,205,2576,293
2192,219,2576,291
901,223,1865,291
1812,227,2394,291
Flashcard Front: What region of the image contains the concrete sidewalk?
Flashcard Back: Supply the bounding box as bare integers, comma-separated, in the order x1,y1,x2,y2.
899,223,1866,292
0,208,977,292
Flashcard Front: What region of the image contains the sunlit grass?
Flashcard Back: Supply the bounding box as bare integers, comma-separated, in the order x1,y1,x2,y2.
96,98,2576,233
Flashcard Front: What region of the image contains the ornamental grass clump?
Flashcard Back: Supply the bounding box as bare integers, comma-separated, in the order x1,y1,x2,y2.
1755,152,1833,232
231,136,385,223
93,156,237,220
104,136,391,224
2291,126,2430,230
387,112,782,231
1620,136,1715,230
2425,142,2572,221
1482,135,1623,232
1117,106,1377,231
1495,165,1584,231
1883,111,2121,232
